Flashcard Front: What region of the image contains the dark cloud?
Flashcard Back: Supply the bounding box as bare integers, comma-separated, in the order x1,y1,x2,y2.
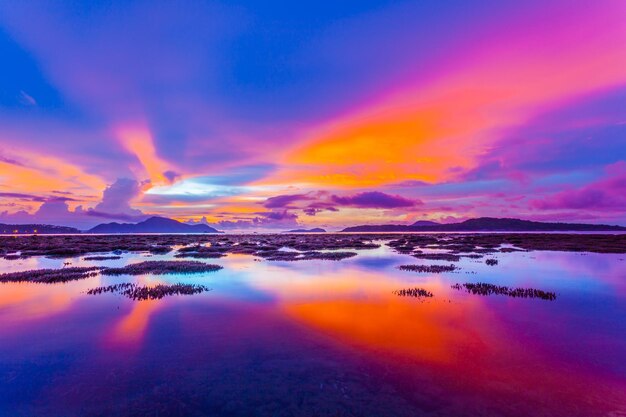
331,191,419,209
0,192,78,203
302,202,338,216
163,170,181,184
257,210,299,221
0,192,47,202
262,191,418,216
263,194,312,209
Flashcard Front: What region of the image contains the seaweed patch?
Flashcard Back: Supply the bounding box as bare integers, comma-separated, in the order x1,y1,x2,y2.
87,282,211,300
393,287,434,298
451,282,556,300
0,267,102,283
398,264,458,273
101,261,222,276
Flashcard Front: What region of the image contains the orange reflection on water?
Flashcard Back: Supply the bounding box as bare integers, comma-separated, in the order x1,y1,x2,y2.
106,275,166,348
280,271,626,411
109,299,162,347
250,265,507,365
0,282,86,324
284,294,500,365
248,264,411,301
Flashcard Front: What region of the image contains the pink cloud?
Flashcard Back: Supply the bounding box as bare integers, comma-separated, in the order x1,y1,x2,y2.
531,162,626,211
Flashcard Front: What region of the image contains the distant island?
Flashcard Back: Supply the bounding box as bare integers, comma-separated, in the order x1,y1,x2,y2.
2,216,624,235
88,216,220,234
284,228,327,233
0,223,80,234
341,217,626,232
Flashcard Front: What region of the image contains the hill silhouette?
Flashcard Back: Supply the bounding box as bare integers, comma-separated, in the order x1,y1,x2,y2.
88,216,220,234
0,223,80,234
342,217,626,232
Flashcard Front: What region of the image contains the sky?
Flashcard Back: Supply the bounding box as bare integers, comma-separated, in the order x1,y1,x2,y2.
0,0,625,230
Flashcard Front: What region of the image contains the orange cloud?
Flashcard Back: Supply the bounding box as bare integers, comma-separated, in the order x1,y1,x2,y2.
0,149,105,212
116,125,174,186
282,91,494,186
264,2,626,188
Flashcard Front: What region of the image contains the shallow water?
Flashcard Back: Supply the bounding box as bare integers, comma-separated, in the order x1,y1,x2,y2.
1,239,625,416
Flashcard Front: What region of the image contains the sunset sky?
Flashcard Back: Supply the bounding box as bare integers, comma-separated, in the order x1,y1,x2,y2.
1,0,625,230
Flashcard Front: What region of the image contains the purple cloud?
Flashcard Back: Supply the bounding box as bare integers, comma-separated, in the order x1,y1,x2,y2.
303,203,339,216
0,200,90,228
207,210,300,230
0,178,149,229
93,178,144,217
0,192,47,203
258,210,299,221
84,210,146,222
0,154,25,167
331,191,420,209
263,194,312,209
531,162,626,211
461,87,626,183
262,191,418,216
163,170,181,184
0,192,78,203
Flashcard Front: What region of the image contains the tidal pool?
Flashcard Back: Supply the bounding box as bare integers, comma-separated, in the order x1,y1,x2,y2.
0,235,625,416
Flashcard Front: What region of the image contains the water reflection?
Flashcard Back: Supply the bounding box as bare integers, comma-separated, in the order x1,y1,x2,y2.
0,281,90,324
284,295,495,365
0,242,625,416
109,299,162,347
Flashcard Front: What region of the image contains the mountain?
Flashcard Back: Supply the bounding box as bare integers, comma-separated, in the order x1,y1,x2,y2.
341,217,626,232
412,220,440,227
88,216,220,234
0,223,80,234
284,228,327,233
